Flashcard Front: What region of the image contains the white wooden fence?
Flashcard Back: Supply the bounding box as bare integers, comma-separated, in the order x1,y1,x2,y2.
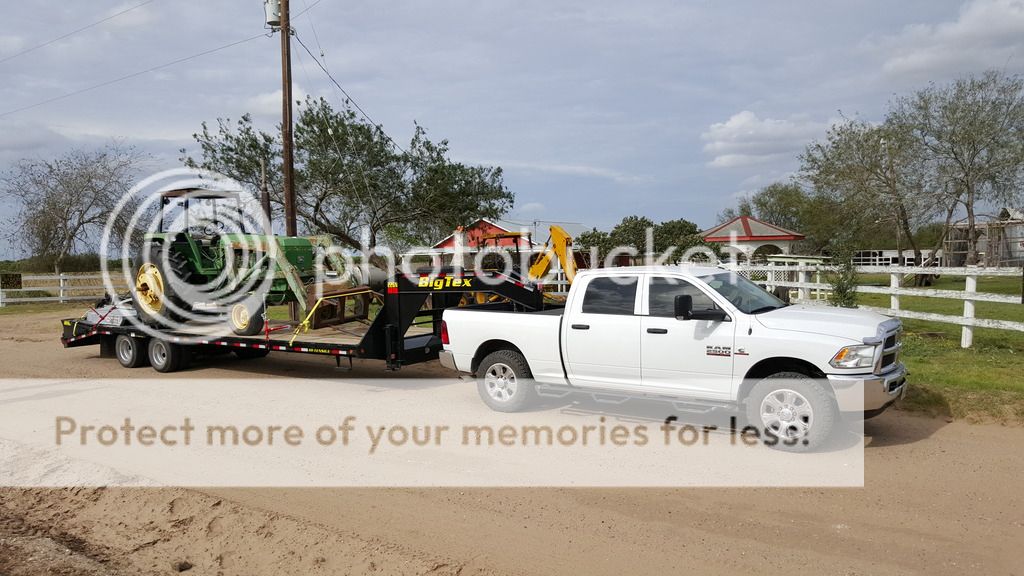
728,264,1024,348
0,273,128,306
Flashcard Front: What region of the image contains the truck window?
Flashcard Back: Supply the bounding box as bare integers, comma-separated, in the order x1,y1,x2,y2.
581,276,638,315
648,276,716,317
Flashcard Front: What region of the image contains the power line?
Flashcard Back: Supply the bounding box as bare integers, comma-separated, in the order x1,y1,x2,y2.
0,32,266,119
292,30,407,154
0,0,160,66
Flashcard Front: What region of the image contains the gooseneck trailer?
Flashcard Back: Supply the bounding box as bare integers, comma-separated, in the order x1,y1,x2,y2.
61,269,549,373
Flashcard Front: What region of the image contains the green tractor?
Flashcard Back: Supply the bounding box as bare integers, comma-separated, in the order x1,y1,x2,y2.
132,188,371,335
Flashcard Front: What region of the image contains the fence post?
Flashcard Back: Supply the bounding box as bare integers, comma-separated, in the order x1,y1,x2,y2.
0,286,4,308
798,270,810,301
962,272,977,348
814,269,822,300
59,274,68,304
889,272,900,311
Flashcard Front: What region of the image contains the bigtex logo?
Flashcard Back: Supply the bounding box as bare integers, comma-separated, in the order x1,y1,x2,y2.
417,276,474,289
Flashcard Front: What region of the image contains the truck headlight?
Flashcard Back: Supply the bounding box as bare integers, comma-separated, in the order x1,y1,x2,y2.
830,345,876,369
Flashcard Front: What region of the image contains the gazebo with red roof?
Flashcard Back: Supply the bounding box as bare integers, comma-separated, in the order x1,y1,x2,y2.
701,216,805,260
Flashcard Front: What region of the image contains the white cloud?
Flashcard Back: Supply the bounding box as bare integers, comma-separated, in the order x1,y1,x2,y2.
516,202,546,215
104,1,157,28
0,34,24,55
467,159,650,185
875,0,1024,78
701,111,828,169
243,85,310,117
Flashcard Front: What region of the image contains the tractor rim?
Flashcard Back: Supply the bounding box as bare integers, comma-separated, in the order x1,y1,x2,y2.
231,303,250,330
135,263,165,315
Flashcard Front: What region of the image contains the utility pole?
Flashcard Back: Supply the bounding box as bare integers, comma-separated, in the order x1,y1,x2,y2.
259,158,271,224
279,0,297,236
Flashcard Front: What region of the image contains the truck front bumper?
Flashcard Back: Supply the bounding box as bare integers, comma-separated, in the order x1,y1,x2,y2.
828,363,907,417
438,349,458,371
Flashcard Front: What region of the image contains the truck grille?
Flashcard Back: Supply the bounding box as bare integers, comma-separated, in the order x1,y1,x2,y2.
876,329,901,374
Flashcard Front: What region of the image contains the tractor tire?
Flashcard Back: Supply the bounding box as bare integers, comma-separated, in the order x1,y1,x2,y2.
229,301,266,336
132,245,199,326
744,371,838,452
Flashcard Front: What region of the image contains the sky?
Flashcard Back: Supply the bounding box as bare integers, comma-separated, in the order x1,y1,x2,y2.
2,0,1023,257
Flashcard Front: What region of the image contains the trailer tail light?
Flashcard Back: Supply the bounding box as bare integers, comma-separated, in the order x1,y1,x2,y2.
440,320,450,345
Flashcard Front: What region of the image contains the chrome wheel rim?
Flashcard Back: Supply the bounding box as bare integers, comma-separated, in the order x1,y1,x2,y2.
150,341,168,368
484,363,517,402
760,388,813,440
116,338,134,363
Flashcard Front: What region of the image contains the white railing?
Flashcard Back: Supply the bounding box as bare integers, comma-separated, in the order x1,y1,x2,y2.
726,264,1024,348
0,273,128,307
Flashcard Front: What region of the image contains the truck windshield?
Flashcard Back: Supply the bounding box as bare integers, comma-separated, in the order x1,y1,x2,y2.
699,272,787,314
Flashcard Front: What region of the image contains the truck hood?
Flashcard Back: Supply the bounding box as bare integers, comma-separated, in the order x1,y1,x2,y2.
753,304,890,342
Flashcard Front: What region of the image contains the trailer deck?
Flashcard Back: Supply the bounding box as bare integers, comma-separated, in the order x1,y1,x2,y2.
60,269,552,372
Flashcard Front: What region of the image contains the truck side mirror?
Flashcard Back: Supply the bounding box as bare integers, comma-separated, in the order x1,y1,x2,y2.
674,295,693,320
675,294,730,322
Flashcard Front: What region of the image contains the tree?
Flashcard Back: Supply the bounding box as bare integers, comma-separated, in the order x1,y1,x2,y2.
800,118,943,274
891,70,1024,265
717,182,831,252
609,215,655,255
182,96,514,250
574,228,613,266
1,145,143,273
575,216,715,265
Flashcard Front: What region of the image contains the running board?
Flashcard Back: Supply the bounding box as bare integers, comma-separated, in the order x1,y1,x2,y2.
534,384,573,399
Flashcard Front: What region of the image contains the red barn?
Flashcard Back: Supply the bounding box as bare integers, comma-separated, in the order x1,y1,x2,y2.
432,219,533,251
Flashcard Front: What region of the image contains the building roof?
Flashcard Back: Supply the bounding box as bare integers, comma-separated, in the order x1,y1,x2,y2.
701,216,805,242
431,218,536,250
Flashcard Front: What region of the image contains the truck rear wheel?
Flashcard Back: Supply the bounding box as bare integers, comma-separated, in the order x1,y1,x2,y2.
148,338,188,373
745,371,837,452
115,334,149,368
476,350,537,412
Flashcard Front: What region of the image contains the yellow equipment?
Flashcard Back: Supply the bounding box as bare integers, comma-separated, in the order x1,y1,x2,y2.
528,225,577,284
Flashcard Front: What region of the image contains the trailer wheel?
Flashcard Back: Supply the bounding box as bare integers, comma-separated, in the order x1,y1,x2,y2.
148,338,187,373
476,350,537,412
234,347,270,359
745,371,838,452
229,302,265,336
115,334,149,368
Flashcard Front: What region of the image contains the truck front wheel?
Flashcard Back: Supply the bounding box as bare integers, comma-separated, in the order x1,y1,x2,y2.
745,371,838,452
476,350,537,412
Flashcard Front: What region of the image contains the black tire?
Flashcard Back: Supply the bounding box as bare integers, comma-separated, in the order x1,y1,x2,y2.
148,338,188,373
229,301,266,336
114,334,149,368
132,244,199,326
234,347,270,359
476,350,537,412
744,371,838,452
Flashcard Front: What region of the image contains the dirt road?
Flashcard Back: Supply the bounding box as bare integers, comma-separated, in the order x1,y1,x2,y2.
1,310,1022,575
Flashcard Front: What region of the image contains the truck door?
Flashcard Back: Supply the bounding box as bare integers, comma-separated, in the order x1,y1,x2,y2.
563,274,642,390
640,275,736,399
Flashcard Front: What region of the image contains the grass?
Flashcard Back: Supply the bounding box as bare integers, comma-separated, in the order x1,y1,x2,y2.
0,302,88,316
855,273,1024,423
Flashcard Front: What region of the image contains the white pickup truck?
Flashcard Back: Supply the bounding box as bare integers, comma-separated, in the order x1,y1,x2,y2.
439,265,907,447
